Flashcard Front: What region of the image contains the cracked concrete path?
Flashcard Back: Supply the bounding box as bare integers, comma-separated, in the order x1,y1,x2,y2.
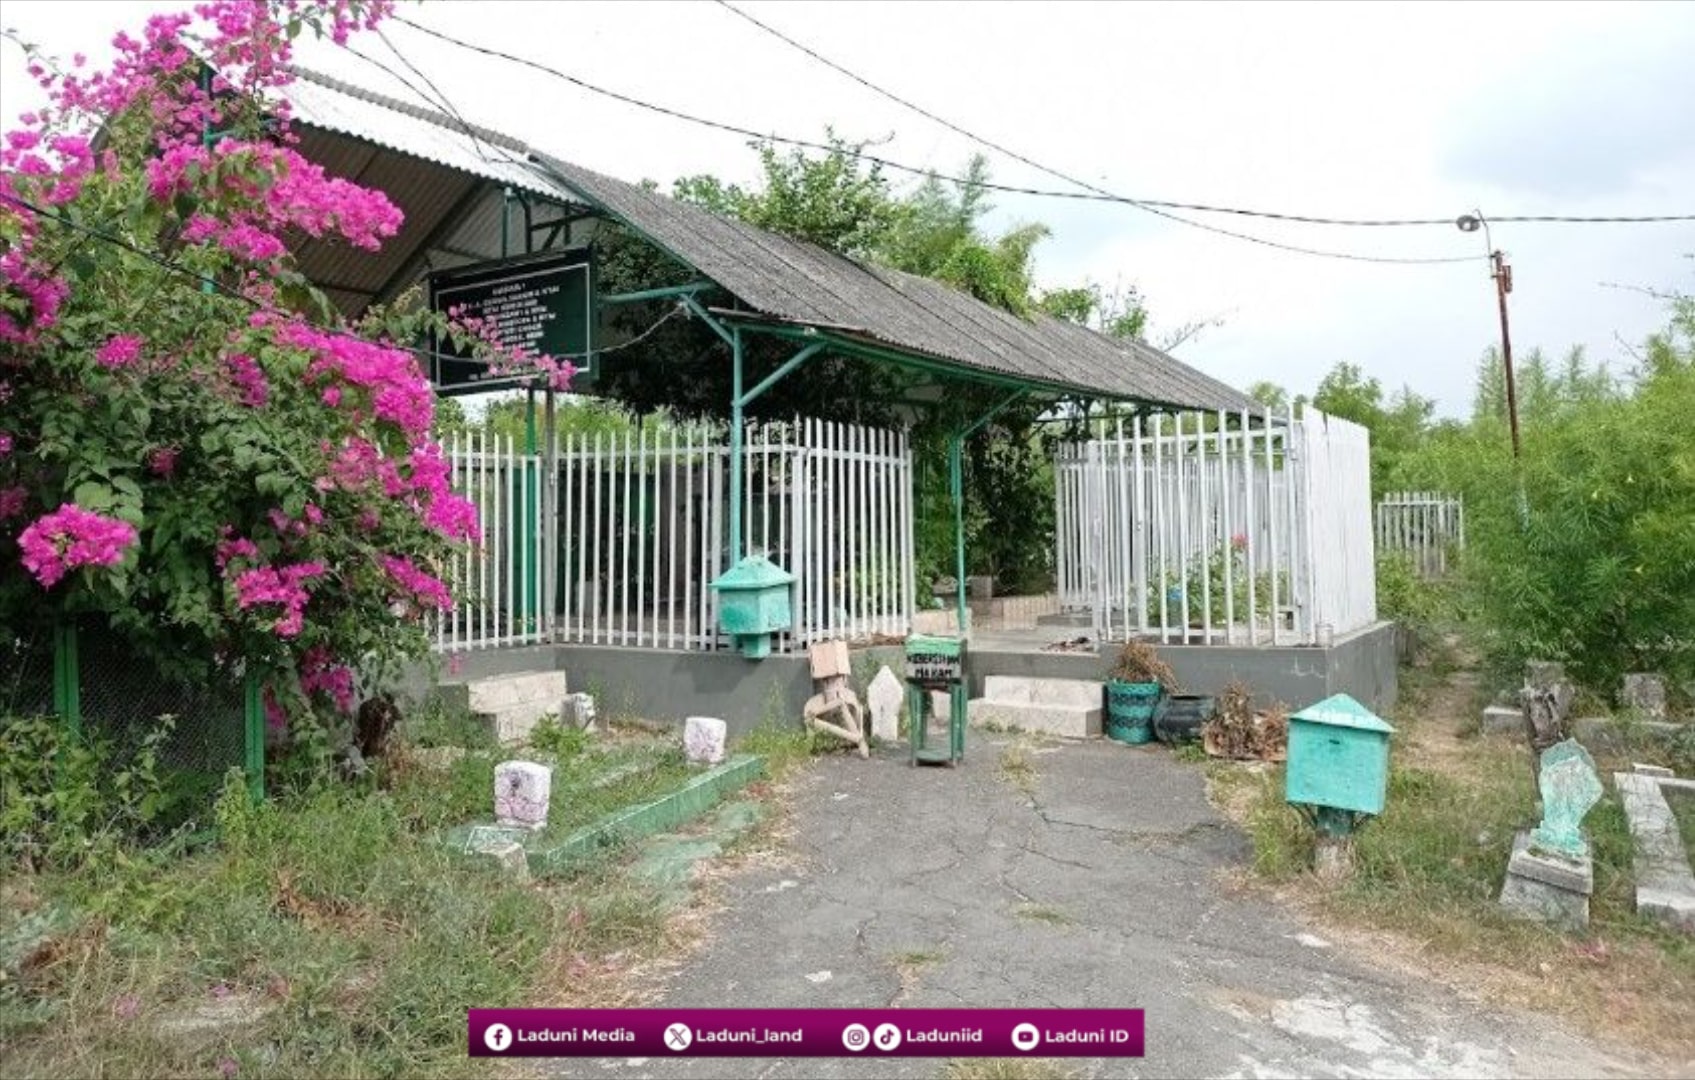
553,738,1653,1079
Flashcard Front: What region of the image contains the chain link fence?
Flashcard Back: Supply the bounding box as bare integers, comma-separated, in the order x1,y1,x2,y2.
2,620,254,818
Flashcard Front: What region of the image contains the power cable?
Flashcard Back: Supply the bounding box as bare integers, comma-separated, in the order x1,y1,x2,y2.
713,2,1695,228
382,16,1466,265
388,14,1692,265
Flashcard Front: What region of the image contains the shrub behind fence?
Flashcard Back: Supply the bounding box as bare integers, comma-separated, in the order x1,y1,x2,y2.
2,621,252,819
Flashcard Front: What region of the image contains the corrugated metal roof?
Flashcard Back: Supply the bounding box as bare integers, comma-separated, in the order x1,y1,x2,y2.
285,68,553,198
535,154,1257,411
280,70,1255,411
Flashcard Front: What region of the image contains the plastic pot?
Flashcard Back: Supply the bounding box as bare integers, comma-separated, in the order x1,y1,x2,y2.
1105,680,1161,745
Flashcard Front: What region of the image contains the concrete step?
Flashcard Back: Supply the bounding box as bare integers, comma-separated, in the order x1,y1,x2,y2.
435,670,569,745
437,670,567,714
1036,611,1093,629
480,703,560,745
969,699,1101,739
982,675,1103,710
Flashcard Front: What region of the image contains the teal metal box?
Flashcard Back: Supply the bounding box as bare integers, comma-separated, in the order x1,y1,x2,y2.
711,555,796,658
1285,694,1394,816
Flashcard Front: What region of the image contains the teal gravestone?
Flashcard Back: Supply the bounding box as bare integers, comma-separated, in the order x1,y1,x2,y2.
1529,739,1602,861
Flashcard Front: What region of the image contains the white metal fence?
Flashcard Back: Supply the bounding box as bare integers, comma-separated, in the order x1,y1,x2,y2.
1376,490,1464,578
432,418,915,653
1055,407,1376,646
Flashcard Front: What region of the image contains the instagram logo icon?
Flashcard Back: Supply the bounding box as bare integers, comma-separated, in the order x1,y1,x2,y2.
842,1023,871,1052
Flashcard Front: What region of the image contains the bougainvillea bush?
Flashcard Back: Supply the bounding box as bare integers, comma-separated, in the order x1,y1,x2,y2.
0,1,567,757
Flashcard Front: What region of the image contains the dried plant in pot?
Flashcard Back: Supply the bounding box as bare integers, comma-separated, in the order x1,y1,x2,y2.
1105,641,1178,745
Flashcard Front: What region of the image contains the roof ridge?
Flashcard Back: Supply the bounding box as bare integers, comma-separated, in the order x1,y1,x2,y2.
285,65,531,155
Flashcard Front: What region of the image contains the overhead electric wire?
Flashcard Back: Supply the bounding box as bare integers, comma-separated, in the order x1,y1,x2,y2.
389,14,1692,268
383,15,1472,265
0,191,681,369
712,1,1695,230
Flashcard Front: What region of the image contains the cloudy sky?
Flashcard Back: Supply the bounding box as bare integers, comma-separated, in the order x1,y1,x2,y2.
4,0,1691,415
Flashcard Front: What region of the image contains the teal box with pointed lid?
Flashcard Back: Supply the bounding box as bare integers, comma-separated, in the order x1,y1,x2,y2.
1285,693,1395,816
710,555,796,659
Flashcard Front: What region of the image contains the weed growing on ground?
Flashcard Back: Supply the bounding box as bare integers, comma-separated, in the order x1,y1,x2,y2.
737,721,821,779
400,696,495,752
998,744,1037,796
1221,682,1695,1055
1013,904,1073,927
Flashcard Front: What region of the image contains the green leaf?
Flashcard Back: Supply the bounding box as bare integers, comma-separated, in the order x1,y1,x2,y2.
71,481,115,512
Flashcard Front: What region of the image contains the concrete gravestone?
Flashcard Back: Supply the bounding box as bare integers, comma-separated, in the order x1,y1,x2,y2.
1499,738,1602,930
684,716,728,765
867,666,904,743
1620,673,1667,721
1520,660,1573,805
1530,740,1604,860
494,761,551,830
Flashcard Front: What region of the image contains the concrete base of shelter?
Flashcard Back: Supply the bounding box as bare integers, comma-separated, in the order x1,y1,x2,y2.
401,621,1397,738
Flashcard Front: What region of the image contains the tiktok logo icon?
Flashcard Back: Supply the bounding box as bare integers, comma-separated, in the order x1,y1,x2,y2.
484,1023,514,1052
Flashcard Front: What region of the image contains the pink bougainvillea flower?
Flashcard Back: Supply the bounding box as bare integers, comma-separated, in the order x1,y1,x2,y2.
0,487,26,522
223,353,268,407
148,446,178,476
232,561,326,637
0,432,11,456
17,504,138,587
95,333,144,368
379,554,451,611
1231,532,1249,551
299,645,355,712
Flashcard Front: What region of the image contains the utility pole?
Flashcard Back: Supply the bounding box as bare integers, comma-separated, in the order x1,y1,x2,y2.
1491,249,1522,459
1457,214,1522,459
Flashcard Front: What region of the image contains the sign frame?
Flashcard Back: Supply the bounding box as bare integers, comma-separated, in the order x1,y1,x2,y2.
426,247,594,397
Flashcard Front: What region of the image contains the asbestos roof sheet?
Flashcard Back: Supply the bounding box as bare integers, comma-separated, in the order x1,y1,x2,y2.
281,70,1256,411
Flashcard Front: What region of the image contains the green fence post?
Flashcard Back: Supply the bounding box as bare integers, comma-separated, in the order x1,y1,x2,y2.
243,671,265,804
52,622,81,735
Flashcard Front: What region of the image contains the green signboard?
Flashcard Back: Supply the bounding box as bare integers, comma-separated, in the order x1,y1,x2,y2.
427,248,593,395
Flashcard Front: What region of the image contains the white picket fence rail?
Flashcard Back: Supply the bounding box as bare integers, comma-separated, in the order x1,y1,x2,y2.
432,418,915,654
1055,407,1376,646
1376,490,1464,578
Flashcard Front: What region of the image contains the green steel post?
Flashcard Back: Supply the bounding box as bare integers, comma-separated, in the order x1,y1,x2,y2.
243,671,264,804
52,622,80,735
729,327,745,565
600,282,716,305
951,435,967,635
737,342,825,407
524,386,538,629
682,295,736,347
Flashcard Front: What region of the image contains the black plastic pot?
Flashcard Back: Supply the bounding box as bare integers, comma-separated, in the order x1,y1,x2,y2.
1152,693,1217,744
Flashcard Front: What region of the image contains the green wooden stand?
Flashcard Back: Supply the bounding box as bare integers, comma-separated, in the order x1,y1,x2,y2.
907,681,966,766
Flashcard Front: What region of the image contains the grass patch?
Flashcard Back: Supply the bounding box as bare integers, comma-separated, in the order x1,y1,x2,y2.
399,695,496,752
1172,742,1209,764
894,948,947,969
2,721,705,1077
998,744,1037,796
1012,904,1072,927
939,1059,1079,1080
2,779,594,1078
1225,684,1695,1055
736,720,822,780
